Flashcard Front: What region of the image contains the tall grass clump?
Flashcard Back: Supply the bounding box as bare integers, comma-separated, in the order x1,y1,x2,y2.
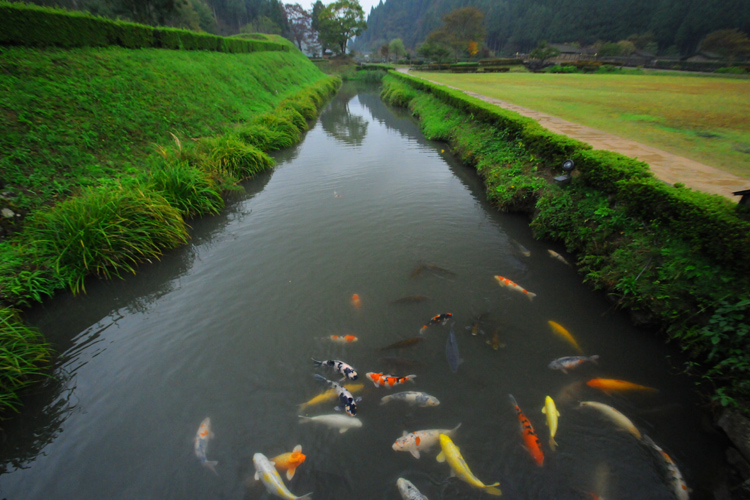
25,186,189,293
0,308,52,413
197,134,275,180
146,160,224,218
280,95,318,120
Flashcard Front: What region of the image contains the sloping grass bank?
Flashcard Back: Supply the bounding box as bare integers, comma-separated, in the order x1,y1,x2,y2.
0,42,340,413
381,72,750,411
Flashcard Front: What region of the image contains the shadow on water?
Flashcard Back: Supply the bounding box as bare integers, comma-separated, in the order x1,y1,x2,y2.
0,170,274,474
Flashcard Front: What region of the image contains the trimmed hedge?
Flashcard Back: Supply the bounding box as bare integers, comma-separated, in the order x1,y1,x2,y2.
0,1,287,53
388,70,750,273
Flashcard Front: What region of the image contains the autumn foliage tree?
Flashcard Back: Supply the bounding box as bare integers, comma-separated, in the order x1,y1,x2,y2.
701,29,750,61
426,6,486,60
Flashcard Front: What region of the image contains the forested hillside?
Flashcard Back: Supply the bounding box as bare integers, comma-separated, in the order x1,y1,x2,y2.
354,0,750,56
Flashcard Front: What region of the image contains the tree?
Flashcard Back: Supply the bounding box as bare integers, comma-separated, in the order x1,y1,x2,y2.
701,29,750,60
379,43,390,62
529,42,560,63
440,7,486,57
285,3,312,50
388,38,406,62
317,0,367,55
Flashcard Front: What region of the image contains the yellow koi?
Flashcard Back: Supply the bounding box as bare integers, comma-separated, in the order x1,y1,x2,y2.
298,384,363,411
436,434,501,496
541,396,560,451
548,320,583,353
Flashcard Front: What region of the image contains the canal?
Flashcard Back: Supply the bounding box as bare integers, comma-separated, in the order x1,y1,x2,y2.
0,83,725,499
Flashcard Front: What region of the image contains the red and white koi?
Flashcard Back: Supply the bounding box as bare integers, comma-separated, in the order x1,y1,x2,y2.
366,372,416,388
509,394,544,466
194,417,218,475
325,334,358,343
643,435,690,500
392,423,461,459
494,275,536,300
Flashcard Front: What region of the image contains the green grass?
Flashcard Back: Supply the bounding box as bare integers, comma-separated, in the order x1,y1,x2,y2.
0,45,329,212
413,72,750,179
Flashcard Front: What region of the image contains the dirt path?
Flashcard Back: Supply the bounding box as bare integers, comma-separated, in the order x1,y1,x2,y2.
399,69,748,201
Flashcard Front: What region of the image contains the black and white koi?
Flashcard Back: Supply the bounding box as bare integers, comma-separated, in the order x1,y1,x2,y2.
313,374,360,416
312,358,358,381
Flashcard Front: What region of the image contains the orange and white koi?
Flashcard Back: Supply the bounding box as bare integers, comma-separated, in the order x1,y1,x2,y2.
271,445,306,480
366,372,416,388
325,334,358,343
548,321,583,353
392,423,461,459
419,313,452,333
194,417,218,474
351,293,361,309
509,394,544,466
586,378,658,395
494,275,536,300
643,435,690,500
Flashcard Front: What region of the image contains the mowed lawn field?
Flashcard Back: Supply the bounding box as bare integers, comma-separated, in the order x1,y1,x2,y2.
415,71,750,179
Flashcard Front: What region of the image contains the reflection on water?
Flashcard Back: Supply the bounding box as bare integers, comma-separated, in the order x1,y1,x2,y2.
0,83,726,500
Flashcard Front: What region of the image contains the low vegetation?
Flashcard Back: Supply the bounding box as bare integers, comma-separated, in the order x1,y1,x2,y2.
381,72,750,412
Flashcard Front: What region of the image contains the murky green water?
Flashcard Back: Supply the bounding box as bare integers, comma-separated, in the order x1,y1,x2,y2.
0,83,725,500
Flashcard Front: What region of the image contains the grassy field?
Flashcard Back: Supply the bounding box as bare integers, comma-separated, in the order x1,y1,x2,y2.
414,72,750,179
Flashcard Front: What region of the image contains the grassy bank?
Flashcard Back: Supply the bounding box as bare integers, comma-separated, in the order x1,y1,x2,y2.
381,73,750,411
412,72,750,179
0,41,340,413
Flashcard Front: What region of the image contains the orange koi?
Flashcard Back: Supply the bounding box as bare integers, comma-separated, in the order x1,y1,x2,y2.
586,378,658,395
494,275,536,300
366,372,416,388
326,334,358,343
351,293,361,309
509,394,544,466
271,445,306,480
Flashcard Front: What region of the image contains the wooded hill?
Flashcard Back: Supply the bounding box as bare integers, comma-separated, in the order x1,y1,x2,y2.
353,0,750,57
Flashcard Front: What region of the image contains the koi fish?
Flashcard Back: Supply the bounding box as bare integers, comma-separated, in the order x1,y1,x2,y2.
392,423,461,459
579,401,642,440
298,414,363,433
548,355,599,373
411,264,456,278
466,312,490,336
509,394,544,466
312,358,358,381
391,295,429,305
298,384,364,411
397,478,428,500
378,337,424,351
419,313,452,333
378,356,423,370
512,240,531,257
643,435,690,500
253,452,313,499
271,445,306,480
445,325,461,373
380,391,440,407
436,434,502,496
542,396,560,451
548,321,583,353
313,374,360,416
586,378,658,395
366,372,416,388
548,249,571,265
325,334,358,343
351,293,361,309
494,275,536,300
487,332,504,350
194,417,218,474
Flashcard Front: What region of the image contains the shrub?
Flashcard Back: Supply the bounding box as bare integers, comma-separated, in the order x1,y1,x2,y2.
198,134,275,180
0,308,52,413
25,185,189,293
146,159,224,217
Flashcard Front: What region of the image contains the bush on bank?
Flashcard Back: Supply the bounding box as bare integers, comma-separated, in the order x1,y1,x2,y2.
381,72,750,411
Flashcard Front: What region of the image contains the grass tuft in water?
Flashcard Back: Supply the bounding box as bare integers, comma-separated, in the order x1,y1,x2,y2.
25,185,189,293
0,308,53,413
146,159,224,218
198,134,275,180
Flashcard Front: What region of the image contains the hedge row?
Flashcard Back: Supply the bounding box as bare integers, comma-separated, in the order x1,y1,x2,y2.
388,70,750,272
0,1,287,53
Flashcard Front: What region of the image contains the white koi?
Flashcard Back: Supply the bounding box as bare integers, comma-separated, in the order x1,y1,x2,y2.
380,391,440,407
580,401,642,440
298,414,363,433
643,435,690,500
253,452,312,499
194,417,218,475
392,423,461,459
397,478,429,500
